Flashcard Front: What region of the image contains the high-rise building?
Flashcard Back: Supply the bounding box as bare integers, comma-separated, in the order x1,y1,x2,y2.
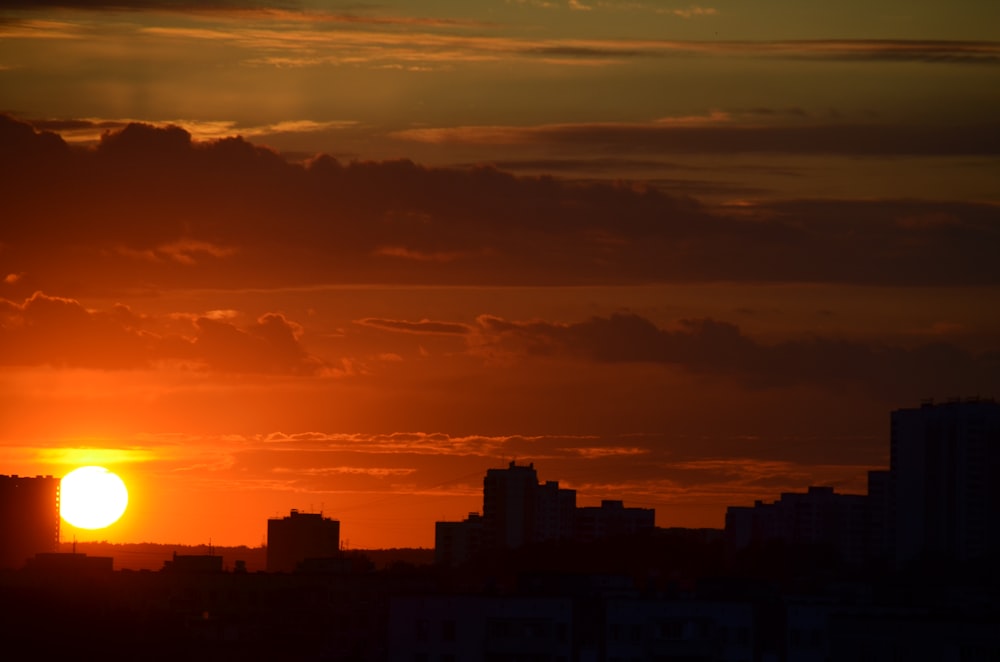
866,469,891,561
266,509,340,572
0,474,60,569
483,461,538,550
438,462,650,563
890,398,1000,563
482,461,577,550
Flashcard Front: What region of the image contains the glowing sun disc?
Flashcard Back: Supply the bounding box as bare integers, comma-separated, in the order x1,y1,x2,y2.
60,466,129,529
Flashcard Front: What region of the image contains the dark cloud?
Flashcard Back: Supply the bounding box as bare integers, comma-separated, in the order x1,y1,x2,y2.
0,0,300,9
356,318,471,335
2,114,999,295
518,39,1000,65
192,312,324,375
399,121,1000,157
0,292,154,369
17,119,130,133
798,39,1000,65
0,292,326,374
472,313,1000,400
525,46,645,59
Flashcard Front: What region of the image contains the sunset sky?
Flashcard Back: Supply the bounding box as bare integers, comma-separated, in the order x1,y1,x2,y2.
1,0,998,549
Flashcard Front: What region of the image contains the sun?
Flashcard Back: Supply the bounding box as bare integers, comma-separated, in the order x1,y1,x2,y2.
60,466,129,530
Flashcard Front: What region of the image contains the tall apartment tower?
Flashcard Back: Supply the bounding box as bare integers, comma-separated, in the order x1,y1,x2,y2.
482,461,576,550
483,462,539,550
0,474,61,569
266,509,340,572
890,399,1000,563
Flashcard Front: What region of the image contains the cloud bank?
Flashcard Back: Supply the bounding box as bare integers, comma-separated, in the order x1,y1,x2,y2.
3,114,999,296
0,291,326,374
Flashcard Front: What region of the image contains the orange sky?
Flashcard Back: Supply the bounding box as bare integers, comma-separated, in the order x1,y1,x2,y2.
1,1,998,548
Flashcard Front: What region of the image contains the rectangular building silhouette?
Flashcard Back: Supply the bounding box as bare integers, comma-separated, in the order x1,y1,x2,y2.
0,474,60,570
437,462,654,565
890,398,1000,563
266,509,340,572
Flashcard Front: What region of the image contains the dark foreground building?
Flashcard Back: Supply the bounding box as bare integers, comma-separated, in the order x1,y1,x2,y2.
0,474,60,569
890,398,1000,563
266,509,341,572
726,398,1000,567
437,462,654,565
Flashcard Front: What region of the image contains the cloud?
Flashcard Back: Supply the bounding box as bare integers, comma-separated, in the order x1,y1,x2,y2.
0,292,154,369
372,246,473,262
356,318,471,335
260,430,516,457
1,1,302,10
2,114,999,293
26,117,358,145
273,466,418,478
115,238,238,264
470,312,1000,399
192,312,325,375
1,1,493,28
0,18,86,40
8,4,995,69
393,118,1000,156
562,446,650,458
0,291,328,374
668,6,717,19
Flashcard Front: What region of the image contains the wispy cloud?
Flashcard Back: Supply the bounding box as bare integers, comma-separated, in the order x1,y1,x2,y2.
356,318,471,335
115,238,238,264
0,18,85,39
273,465,418,478
0,292,329,375
393,114,1000,156
667,6,718,19
29,117,357,144
372,246,475,262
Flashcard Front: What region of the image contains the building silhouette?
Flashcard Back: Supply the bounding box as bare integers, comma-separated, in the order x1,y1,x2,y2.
866,469,891,561
890,398,1000,563
162,551,224,573
725,486,869,564
435,512,484,567
266,509,340,572
725,398,1000,566
575,499,656,543
483,461,577,550
25,551,113,575
437,462,654,565
0,474,60,569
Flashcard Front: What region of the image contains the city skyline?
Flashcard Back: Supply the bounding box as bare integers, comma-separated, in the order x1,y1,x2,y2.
5,397,998,568
2,1,999,548
3,398,997,556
